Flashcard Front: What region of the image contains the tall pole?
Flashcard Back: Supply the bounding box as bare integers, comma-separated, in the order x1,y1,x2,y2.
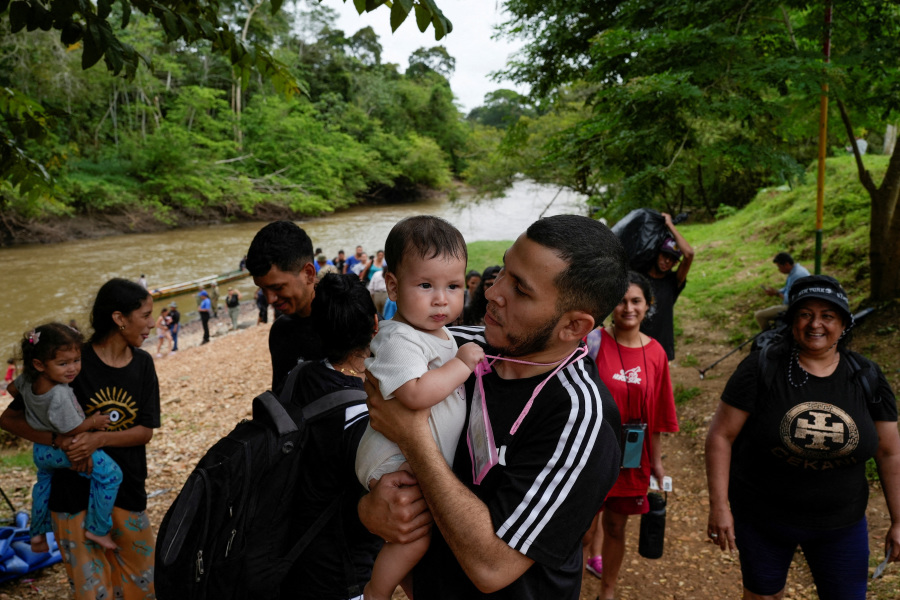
815,2,833,275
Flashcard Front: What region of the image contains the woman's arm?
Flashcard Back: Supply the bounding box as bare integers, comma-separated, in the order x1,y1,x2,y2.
64,425,154,463
0,405,54,446
704,401,749,552
662,212,694,285
650,431,664,483
874,420,900,562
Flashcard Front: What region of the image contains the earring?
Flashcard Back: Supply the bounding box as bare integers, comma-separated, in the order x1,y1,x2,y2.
119,325,126,331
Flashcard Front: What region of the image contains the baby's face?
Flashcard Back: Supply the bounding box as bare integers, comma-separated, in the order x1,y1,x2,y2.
386,254,467,335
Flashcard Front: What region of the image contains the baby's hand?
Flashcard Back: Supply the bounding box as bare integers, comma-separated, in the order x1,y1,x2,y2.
457,342,485,371
91,413,112,430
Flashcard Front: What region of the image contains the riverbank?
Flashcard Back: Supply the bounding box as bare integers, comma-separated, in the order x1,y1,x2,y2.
0,184,455,247
0,201,335,247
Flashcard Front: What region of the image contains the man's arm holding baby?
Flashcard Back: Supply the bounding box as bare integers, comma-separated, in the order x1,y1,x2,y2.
391,342,484,410
364,375,533,593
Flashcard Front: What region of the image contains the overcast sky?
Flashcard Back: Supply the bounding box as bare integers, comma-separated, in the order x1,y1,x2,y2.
329,0,529,113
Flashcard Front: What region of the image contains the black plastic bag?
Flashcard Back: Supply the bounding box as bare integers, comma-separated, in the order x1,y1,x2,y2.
610,209,669,272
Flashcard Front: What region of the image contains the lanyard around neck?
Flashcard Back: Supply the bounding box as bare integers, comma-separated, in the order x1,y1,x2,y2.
476,345,589,436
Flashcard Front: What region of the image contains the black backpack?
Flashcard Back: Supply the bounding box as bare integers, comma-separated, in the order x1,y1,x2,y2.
155,363,367,600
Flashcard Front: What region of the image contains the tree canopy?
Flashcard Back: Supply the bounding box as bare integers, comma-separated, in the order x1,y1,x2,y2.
0,0,452,197
480,0,900,298
0,1,468,241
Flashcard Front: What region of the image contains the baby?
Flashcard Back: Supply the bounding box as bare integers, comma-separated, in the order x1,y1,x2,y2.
356,215,484,600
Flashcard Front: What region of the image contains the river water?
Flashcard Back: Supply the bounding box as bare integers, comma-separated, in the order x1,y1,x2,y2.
0,181,587,357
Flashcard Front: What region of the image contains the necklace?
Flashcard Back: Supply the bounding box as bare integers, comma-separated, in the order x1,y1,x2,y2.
788,347,808,388
338,365,363,377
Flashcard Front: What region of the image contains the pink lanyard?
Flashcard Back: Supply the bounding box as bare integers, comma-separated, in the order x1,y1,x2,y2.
468,345,588,484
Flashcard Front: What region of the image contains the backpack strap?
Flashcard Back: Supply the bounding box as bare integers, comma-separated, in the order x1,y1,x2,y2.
282,495,342,565
845,351,880,405
278,361,311,405
302,388,368,422
252,392,299,437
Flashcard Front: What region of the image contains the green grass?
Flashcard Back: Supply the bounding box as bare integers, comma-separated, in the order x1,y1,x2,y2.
467,241,509,274
0,448,35,472
678,154,888,331
674,384,702,405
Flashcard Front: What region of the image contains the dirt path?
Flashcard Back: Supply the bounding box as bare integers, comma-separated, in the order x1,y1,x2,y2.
0,300,897,599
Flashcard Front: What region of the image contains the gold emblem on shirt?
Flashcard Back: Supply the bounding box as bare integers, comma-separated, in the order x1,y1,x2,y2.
779,402,859,459
86,387,138,431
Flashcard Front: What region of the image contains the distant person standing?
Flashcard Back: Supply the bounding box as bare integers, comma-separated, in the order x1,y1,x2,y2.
846,135,868,155
198,290,212,344
239,254,248,271
333,250,346,275
640,213,694,361
464,270,481,309
345,245,365,275
209,282,220,318
155,307,172,357
255,288,269,325
315,254,339,279
361,250,386,283
168,302,180,352
754,252,810,330
137,274,148,289
2,358,15,396
246,221,323,394
225,288,242,330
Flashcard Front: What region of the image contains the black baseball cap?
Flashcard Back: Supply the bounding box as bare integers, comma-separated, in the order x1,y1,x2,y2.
787,275,853,327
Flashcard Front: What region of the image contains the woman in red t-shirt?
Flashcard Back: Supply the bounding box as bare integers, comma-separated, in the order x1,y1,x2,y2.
584,271,679,600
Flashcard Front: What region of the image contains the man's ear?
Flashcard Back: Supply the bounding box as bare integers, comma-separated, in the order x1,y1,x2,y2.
384,271,399,302
301,261,316,284
557,310,595,343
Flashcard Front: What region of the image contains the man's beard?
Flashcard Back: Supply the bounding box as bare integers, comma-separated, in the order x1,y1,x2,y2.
490,311,560,357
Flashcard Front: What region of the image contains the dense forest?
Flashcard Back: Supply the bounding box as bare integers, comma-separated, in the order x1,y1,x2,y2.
0,1,484,238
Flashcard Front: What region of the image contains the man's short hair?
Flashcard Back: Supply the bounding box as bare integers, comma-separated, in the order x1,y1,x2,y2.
525,215,628,324
773,252,794,266
384,216,467,275
246,220,314,277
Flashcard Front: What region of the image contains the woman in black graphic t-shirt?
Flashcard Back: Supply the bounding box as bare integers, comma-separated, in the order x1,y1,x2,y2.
705,275,900,600
2,278,160,599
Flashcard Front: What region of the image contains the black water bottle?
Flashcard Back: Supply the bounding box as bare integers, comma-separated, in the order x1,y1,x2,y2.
638,492,666,559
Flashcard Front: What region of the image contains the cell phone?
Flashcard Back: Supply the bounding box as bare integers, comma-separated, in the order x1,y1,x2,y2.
622,423,646,469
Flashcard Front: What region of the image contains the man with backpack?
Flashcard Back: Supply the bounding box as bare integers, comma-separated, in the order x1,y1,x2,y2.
361,215,627,599
245,221,324,394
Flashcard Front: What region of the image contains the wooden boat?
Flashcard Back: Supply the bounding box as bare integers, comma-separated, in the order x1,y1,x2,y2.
150,269,251,301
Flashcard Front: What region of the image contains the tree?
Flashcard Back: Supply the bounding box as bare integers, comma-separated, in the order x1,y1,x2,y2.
407,45,454,78
1,0,452,194
497,0,900,299
467,88,535,129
